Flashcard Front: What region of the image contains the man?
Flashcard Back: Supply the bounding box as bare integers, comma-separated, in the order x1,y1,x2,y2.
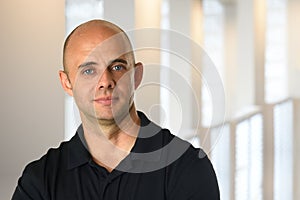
12,19,220,199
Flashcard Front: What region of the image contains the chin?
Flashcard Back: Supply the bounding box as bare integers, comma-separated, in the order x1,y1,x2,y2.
94,104,132,122
95,113,114,121
97,118,116,126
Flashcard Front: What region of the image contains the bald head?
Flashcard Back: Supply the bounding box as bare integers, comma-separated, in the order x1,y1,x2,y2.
63,19,134,73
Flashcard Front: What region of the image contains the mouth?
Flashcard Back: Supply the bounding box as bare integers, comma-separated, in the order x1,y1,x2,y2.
94,96,119,106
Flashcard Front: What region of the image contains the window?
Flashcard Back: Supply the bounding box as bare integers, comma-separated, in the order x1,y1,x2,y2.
273,100,294,200
65,0,104,34
160,0,171,129
265,0,288,103
211,124,231,200
235,114,263,200
202,0,224,126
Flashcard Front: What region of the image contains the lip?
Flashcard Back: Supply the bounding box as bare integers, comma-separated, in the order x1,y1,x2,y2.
94,96,118,106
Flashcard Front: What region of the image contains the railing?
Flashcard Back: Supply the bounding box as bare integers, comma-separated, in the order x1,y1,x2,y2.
187,98,299,200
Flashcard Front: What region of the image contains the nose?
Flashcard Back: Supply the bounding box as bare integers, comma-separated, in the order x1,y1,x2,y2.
97,69,115,89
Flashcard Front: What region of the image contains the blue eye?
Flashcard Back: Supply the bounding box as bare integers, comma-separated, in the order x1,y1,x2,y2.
83,68,95,75
112,65,124,71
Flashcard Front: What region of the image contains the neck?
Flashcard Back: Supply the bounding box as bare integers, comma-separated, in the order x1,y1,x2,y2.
80,105,140,172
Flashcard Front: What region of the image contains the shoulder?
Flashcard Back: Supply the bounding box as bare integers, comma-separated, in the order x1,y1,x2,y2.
25,139,70,174
163,132,220,199
12,140,70,199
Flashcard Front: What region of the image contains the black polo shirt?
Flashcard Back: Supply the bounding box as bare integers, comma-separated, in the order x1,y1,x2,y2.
12,112,220,200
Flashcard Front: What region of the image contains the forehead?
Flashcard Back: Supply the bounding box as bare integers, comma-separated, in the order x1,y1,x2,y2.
86,34,132,61
65,25,133,70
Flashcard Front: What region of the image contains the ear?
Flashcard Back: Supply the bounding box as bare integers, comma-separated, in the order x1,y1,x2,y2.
59,70,73,96
134,62,143,89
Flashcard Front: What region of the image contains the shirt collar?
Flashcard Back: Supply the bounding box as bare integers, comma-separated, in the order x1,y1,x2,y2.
67,111,164,170
130,111,163,158
67,124,90,170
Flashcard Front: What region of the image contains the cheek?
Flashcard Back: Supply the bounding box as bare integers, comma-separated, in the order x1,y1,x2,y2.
115,74,135,95
72,80,96,101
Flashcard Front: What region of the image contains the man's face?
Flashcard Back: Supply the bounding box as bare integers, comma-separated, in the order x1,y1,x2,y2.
64,29,137,123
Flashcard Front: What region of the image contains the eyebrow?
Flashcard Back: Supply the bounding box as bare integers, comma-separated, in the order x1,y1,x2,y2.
78,61,98,69
109,58,128,66
78,58,128,69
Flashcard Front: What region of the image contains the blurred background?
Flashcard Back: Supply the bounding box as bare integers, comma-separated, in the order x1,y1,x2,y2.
1,0,299,199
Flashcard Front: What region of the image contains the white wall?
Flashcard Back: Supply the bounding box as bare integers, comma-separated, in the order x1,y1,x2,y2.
0,0,65,199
